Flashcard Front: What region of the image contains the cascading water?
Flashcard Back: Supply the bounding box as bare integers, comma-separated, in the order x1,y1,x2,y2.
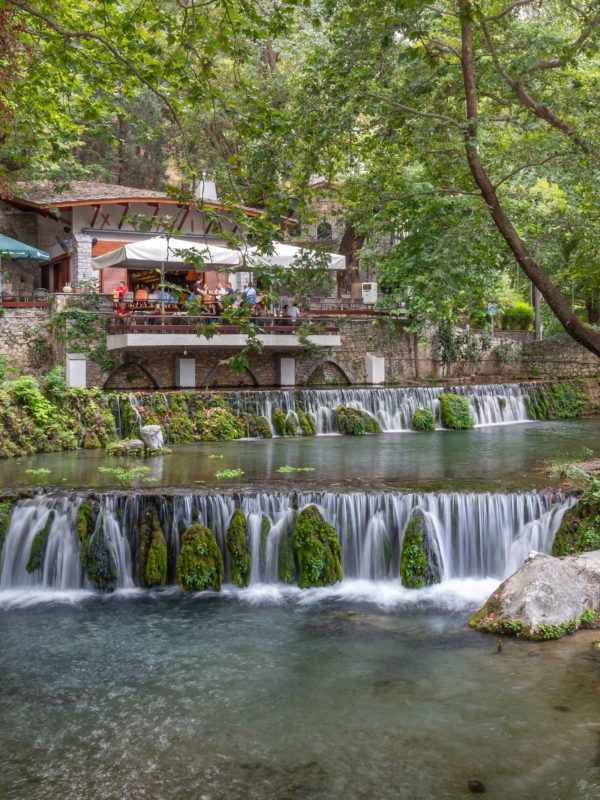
0,490,573,594
228,383,534,433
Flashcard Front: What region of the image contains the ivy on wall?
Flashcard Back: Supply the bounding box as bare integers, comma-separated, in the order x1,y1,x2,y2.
51,296,114,372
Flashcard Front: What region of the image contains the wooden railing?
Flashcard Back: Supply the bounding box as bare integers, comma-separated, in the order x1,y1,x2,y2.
0,292,51,308
107,314,339,335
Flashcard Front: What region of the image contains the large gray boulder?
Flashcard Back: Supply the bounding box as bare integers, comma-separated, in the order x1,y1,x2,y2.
139,425,164,452
470,550,600,639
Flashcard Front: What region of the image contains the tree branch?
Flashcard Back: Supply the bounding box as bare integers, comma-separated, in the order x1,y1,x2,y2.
365,92,463,129
484,0,538,22
493,153,567,189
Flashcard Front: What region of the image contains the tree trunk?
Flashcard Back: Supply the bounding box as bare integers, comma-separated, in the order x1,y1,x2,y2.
337,223,364,295
458,1,600,357
586,292,600,325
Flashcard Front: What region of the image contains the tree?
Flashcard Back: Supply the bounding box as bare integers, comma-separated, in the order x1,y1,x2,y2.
292,0,600,354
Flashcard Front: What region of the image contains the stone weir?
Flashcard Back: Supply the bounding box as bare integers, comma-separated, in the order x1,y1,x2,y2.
110,381,591,439
0,489,573,594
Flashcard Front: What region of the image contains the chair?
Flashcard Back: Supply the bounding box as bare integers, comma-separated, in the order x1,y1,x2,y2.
134,288,149,301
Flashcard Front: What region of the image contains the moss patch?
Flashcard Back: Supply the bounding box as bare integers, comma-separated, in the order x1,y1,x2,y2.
226,508,251,588
278,520,296,584
0,498,16,555
552,500,600,556
335,405,381,435
297,409,317,436
400,510,441,589
196,407,244,441
294,505,343,588
272,408,286,437
26,514,53,573
411,408,436,432
439,393,474,430
176,523,224,592
137,509,168,587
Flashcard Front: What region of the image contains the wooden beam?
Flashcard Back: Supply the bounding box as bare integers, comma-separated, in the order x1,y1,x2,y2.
90,204,101,228
117,203,130,229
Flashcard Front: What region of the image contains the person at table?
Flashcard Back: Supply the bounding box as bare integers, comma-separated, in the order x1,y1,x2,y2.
225,280,235,297
116,300,131,317
244,284,257,306
189,278,204,300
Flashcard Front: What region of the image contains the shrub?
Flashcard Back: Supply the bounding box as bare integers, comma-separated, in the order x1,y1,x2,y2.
501,301,535,331
41,367,69,405
10,376,54,424
439,393,474,430
196,407,244,440
411,408,436,431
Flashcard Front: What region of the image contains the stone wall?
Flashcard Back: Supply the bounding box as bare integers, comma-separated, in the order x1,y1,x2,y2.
520,337,600,379
0,308,53,371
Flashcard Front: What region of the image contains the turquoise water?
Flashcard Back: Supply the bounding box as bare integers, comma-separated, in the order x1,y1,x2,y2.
1,591,599,800
1,419,597,491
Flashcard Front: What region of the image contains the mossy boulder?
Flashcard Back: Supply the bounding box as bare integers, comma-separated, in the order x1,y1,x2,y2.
278,519,296,584
297,409,317,436
226,508,251,588
294,505,343,588
552,500,600,556
285,413,298,436
76,500,117,592
196,407,244,441
247,414,272,438
335,405,381,435
411,407,436,432
26,514,54,573
272,408,286,437
0,498,16,555
176,523,224,592
439,393,474,430
400,510,441,589
137,509,168,587
260,514,271,576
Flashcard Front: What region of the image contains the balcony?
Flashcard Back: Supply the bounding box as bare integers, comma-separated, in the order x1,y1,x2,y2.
106,315,341,351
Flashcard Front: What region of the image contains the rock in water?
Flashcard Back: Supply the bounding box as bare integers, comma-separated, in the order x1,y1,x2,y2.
294,505,343,588
139,425,164,452
470,550,600,639
399,509,442,588
468,779,486,793
176,523,223,592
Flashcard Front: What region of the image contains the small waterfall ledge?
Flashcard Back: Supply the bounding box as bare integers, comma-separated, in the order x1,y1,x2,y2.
0,490,573,593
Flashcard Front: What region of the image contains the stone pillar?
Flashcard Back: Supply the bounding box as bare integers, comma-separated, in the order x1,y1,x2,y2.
176,357,196,388
366,353,385,384
72,232,95,286
66,353,87,388
278,357,296,386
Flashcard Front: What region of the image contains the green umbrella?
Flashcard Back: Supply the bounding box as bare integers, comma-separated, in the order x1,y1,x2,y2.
0,233,50,296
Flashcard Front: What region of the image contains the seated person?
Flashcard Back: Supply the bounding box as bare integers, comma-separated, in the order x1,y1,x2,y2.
116,300,131,317
287,302,301,324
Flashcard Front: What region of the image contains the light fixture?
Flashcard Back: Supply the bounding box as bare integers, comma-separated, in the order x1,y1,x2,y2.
183,349,188,356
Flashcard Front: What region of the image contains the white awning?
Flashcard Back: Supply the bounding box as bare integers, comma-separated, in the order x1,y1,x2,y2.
91,236,242,270
243,242,346,271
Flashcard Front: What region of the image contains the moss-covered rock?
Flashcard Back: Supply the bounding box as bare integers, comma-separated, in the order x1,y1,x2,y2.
137,509,168,587
285,414,298,436
297,409,317,436
0,498,15,555
525,381,591,420
76,500,117,592
294,505,343,588
26,514,53,573
411,408,436,432
278,520,296,584
552,500,600,556
272,408,286,437
439,393,474,430
247,415,272,438
400,510,441,589
260,514,271,576
196,407,244,441
176,523,224,592
335,405,381,435
226,508,251,588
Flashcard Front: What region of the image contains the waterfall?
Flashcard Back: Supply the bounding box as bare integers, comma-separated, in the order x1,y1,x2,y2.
228,384,533,433
0,490,573,593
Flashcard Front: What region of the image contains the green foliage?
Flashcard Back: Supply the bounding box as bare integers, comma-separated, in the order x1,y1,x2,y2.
226,508,251,588
501,302,535,331
277,466,316,473
278,520,296,585
196,407,244,441
294,505,343,589
260,514,270,576
437,323,492,372
0,498,15,555
247,415,273,438
137,509,168,588
26,516,53,573
98,465,151,485
176,523,224,592
215,468,244,479
208,454,224,459
51,299,114,372
167,410,196,443
552,468,600,556
271,408,287,437
24,468,52,478
526,382,590,421
10,377,53,424
439,394,474,430
285,414,298,436
411,408,436,432
297,409,317,436
41,367,69,405
400,511,441,589
335,405,381,435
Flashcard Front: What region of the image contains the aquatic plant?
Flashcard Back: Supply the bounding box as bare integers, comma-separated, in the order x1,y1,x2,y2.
226,508,251,588
294,505,343,588
24,468,52,477
176,523,224,592
208,454,224,459
215,469,244,479
439,393,474,430
98,465,151,485
411,408,436,432
277,466,316,473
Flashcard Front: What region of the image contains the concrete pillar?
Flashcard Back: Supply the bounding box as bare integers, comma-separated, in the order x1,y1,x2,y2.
66,354,87,388
72,232,94,285
366,353,385,384
176,357,196,388
279,357,296,386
